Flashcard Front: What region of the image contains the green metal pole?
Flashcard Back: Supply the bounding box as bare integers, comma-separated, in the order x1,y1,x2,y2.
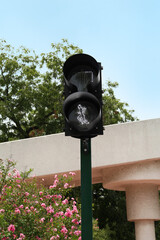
81,138,93,240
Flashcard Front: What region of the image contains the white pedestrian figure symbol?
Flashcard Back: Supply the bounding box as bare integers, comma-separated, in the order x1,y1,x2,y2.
77,104,89,125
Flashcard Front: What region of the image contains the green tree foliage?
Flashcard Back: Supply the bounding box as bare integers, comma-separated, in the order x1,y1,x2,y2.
0,39,82,142
92,185,135,240
93,218,114,240
102,81,135,125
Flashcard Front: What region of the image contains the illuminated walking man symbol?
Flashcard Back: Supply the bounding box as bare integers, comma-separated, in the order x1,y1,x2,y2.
77,104,89,125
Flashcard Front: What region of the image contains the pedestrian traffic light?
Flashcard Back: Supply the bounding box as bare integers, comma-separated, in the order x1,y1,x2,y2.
63,53,103,138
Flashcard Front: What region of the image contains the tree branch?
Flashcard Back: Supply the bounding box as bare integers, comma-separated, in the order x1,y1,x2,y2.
0,97,4,101
9,114,29,138
26,110,55,135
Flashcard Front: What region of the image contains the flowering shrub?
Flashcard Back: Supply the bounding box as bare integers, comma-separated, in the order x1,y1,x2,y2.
0,159,81,240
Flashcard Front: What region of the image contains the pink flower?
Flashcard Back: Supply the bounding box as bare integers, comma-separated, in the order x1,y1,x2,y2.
0,209,5,213
71,225,76,230
65,208,72,218
20,233,25,239
50,179,58,188
39,191,43,195
8,224,15,232
46,194,52,199
72,205,78,213
64,183,69,189
74,230,81,236
59,211,64,216
25,207,31,213
15,208,21,214
30,206,34,211
40,217,45,223
72,218,79,225
41,203,46,208
14,170,21,178
54,212,59,218
50,235,59,240
24,192,29,197
61,226,68,235
69,171,76,176
62,199,68,205
46,205,54,214
36,237,41,240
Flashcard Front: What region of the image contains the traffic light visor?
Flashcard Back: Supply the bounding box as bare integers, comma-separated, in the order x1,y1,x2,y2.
63,54,100,90
70,71,93,91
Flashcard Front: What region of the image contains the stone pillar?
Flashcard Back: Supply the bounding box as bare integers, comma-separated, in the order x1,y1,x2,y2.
135,221,156,240
103,160,160,240
126,184,160,240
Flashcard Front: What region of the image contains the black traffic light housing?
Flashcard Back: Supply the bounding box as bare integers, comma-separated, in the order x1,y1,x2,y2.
63,53,103,139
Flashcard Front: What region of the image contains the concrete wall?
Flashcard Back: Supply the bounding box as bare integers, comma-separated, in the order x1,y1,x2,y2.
0,118,160,178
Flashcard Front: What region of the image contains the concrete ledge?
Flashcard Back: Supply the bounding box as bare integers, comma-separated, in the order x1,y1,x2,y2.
0,118,160,186
103,159,160,191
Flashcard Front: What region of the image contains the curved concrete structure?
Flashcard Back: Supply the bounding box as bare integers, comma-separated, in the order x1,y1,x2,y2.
1,118,160,240
0,118,160,178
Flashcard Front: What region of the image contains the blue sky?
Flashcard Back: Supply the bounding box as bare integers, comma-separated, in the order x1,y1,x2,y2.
1,0,160,120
